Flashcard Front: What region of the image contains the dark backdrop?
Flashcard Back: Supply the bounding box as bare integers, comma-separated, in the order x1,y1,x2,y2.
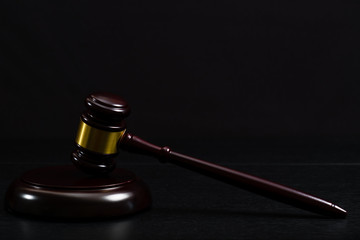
1,1,360,141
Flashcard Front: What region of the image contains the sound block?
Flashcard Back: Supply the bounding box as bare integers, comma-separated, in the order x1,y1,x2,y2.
5,165,151,219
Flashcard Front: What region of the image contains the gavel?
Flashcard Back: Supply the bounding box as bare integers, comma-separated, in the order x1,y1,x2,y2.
71,92,346,218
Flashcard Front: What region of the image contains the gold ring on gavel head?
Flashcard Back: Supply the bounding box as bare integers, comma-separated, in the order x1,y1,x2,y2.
75,119,126,155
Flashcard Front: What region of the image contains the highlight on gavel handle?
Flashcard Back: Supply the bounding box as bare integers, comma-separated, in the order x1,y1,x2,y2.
120,132,347,218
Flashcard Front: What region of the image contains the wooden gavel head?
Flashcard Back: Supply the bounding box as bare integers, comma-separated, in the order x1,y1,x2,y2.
71,92,130,175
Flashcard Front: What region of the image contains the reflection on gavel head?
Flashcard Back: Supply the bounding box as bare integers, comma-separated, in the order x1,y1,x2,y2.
71,92,131,175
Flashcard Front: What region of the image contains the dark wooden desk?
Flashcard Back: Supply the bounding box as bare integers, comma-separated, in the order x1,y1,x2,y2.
1,139,358,239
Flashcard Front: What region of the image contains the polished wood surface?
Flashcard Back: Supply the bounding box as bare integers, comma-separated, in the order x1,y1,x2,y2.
121,133,347,218
72,92,130,174
5,165,151,219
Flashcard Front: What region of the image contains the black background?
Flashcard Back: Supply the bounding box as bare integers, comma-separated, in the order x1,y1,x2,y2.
2,1,360,142
1,2,360,239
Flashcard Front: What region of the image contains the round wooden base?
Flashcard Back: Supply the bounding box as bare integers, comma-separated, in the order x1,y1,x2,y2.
5,165,151,219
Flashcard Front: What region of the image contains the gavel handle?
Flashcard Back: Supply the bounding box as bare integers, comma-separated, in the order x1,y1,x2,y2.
119,132,347,218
